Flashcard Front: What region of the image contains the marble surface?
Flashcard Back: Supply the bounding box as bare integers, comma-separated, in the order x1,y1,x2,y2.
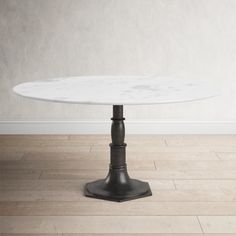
13,76,218,105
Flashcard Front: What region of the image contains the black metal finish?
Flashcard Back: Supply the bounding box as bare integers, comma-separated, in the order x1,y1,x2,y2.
84,105,152,202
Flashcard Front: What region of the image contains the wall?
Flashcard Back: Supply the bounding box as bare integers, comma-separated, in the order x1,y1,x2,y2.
1,0,236,133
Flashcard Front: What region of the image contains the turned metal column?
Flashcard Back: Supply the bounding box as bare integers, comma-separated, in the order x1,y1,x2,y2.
110,105,126,169
84,105,152,202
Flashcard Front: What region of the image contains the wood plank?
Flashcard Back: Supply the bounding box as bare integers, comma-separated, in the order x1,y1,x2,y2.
175,179,236,190
0,145,90,153
0,151,24,161
22,152,93,161
0,189,233,202
0,234,230,236
68,134,109,141
40,169,236,180
165,135,236,146
0,135,69,140
217,152,236,160
154,160,236,171
0,234,61,236
0,170,41,179
0,234,233,236
0,140,92,147
0,159,155,170
199,216,236,233
0,216,202,233
63,234,236,236
22,151,219,161
0,179,174,191
2,201,236,216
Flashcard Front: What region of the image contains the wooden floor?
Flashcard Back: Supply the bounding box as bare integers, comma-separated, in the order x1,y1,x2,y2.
1,135,236,235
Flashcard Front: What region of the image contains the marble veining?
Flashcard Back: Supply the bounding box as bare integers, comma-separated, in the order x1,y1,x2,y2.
13,76,218,105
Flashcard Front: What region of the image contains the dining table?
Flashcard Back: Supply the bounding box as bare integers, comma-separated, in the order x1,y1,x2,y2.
13,75,217,202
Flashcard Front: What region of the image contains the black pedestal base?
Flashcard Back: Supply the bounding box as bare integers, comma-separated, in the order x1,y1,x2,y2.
84,166,152,202
84,105,152,202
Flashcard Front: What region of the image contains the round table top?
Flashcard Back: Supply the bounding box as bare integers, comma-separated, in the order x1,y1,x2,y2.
13,76,218,105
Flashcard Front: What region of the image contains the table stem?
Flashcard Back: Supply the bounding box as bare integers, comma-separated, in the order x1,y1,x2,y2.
110,105,126,168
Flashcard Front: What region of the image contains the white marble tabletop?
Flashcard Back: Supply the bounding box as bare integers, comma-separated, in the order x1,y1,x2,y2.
13,75,218,105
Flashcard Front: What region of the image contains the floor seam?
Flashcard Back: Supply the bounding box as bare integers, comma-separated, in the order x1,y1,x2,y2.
196,215,205,234
38,170,44,179
214,151,222,160
164,139,169,146
173,179,177,190
153,160,157,170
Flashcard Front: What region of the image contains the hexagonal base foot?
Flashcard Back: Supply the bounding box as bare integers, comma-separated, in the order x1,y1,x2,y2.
84,169,152,202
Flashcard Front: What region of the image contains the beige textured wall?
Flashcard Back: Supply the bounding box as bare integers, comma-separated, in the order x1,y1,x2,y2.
1,0,235,121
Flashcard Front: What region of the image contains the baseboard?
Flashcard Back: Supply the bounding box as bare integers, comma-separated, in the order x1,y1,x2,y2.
0,121,236,134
